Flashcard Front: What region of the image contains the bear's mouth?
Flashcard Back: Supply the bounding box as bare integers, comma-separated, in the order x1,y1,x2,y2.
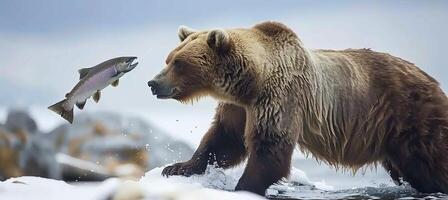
156,94,175,99
156,88,179,99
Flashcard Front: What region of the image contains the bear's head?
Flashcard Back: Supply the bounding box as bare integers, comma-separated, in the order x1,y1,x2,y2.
148,24,257,102
148,22,299,104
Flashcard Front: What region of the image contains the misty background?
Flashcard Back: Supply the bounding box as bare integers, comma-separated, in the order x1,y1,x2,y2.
0,0,447,188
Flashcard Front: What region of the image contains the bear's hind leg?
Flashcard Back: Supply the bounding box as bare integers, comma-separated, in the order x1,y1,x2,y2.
162,103,247,177
387,136,448,193
382,159,402,185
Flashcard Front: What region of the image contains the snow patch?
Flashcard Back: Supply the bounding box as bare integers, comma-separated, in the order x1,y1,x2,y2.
0,176,120,200
139,164,331,199
0,164,335,200
141,165,244,191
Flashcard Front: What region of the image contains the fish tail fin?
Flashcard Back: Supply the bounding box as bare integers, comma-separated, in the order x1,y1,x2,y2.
48,100,74,124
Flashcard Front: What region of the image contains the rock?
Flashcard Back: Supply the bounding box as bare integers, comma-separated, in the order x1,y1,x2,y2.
20,134,61,180
0,110,194,181
5,109,38,133
0,124,61,181
46,112,194,181
0,127,23,180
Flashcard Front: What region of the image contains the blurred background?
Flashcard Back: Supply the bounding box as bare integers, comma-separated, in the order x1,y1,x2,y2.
0,0,447,189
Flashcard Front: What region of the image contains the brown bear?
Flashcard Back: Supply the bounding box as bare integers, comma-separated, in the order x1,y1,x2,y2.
147,21,448,196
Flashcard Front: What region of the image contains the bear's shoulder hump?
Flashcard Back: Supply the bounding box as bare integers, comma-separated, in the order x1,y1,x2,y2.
252,21,296,38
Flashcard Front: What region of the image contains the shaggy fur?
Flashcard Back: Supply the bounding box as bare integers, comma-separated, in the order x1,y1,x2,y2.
149,21,448,196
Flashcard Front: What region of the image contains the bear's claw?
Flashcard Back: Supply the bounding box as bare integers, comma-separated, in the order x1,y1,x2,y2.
161,161,205,177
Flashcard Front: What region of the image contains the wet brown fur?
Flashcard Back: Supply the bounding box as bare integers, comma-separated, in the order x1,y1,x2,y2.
156,21,448,195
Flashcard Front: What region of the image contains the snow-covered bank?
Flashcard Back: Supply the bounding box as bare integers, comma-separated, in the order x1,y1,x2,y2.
0,176,263,200
140,165,331,196
0,177,120,200
138,166,264,200
1,164,447,200
0,165,321,200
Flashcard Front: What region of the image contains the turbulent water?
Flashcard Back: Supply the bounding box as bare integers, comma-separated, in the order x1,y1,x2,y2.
268,183,447,200
277,158,448,199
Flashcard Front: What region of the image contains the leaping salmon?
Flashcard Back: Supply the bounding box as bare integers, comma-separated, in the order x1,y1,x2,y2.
48,56,138,123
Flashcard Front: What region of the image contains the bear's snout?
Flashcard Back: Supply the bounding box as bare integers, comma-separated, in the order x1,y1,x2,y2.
147,79,178,99
147,80,159,94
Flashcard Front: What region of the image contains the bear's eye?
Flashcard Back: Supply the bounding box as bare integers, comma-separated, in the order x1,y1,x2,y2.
173,60,182,69
173,59,189,70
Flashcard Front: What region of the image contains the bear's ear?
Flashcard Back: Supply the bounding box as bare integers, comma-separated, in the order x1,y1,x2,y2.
207,29,230,52
178,25,196,42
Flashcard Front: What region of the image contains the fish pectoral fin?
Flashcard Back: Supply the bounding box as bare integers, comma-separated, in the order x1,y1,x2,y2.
78,67,92,80
76,100,87,110
111,79,119,87
93,90,101,103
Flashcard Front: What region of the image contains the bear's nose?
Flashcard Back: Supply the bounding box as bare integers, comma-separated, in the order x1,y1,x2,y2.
147,80,157,87
147,80,159,95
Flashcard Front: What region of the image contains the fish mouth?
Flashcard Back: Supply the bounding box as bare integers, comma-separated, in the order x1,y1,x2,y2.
129,61,138,68
126,57,137,64
124,57,138,72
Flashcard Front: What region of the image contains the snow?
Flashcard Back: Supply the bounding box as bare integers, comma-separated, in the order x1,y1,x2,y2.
0,177,120,200
139,167,263,200
1,163,448,199
0,166,263,200
0,164,327,200
138,164,331,200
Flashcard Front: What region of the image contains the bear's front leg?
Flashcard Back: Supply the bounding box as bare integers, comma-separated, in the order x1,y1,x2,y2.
235,137,295,195
235,106,297,196
162,103,247,177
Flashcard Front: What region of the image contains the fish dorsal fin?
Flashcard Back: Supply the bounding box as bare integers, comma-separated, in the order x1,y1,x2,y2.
93,90,101,103
111,79,119,87
78,67,92,80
